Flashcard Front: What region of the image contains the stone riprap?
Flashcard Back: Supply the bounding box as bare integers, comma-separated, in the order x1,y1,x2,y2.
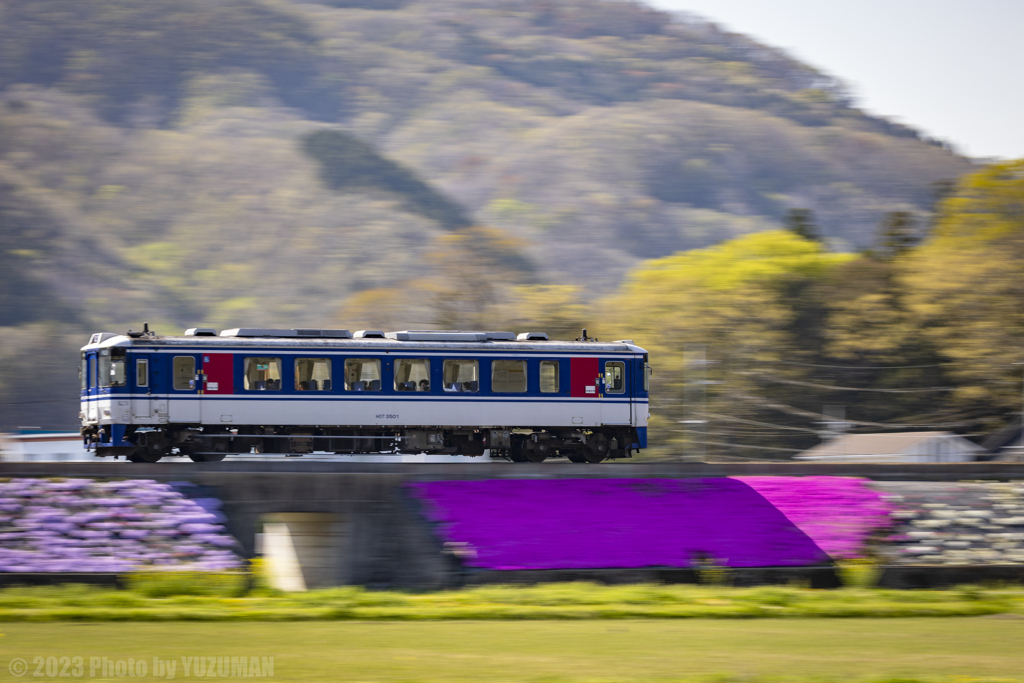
410,477,893,570
0,478,242,572
874,482,1024,565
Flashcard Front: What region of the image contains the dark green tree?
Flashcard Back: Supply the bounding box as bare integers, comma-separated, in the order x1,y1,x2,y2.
872,211,920,260
784,208,820,242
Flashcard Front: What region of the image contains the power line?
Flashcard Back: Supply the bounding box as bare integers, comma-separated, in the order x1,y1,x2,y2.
700,411,820,433
764,359,950,370
668,432,804,452
738,371,954,394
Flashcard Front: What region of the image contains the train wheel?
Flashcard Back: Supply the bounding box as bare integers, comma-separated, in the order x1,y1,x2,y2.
188,452,227,462
186,436,229,462
585,434,609,463
127,450,159,463
582,445,605,464
508,436,529,462
523,440,549,463
566,451,587,463
128,434,167,463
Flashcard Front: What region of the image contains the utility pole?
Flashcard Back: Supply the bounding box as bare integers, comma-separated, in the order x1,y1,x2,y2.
1014,362,1024,461
682,344,708,462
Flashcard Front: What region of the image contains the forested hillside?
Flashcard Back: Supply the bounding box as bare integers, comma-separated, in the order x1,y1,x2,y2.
0,0,987,436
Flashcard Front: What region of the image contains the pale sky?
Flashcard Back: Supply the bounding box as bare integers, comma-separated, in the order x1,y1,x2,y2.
644,0,1024,160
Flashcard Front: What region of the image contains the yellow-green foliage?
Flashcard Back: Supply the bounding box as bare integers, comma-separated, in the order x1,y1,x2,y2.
0,582,1021,622
901,160,1024,412
125,570,249,598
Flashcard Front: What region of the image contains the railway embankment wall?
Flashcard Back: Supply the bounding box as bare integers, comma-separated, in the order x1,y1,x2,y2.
3,462,1024,589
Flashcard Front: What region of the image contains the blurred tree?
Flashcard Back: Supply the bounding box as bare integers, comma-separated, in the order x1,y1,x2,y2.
604,230,855,458
783,208,820,243
901,160,1024,426
508,285,593,340
869,211,920,260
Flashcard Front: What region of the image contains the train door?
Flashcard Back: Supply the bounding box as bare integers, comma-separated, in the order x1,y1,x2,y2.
132,355,153,420
85,352,98,422
200,353,234,423
569,357,600,425
601,359,631,425
168,354,202,423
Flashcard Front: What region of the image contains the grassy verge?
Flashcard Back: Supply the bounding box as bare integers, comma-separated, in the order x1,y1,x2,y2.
0,580,1023,621
2,619,1023,682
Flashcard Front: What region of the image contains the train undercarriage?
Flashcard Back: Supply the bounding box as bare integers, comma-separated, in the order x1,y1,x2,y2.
83,425,637,463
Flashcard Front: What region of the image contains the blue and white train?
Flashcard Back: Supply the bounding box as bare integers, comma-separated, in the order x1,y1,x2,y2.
80,327,651,463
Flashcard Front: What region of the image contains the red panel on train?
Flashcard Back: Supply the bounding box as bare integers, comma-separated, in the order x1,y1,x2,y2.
202,353,234,394
569,357,599,398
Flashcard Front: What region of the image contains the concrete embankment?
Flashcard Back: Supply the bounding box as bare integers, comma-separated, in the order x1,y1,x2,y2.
3,462,1024,590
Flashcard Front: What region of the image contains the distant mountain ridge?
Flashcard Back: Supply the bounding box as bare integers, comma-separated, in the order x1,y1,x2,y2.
0,0,974,429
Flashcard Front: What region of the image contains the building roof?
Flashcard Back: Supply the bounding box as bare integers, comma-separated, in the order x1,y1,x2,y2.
797,431,983,460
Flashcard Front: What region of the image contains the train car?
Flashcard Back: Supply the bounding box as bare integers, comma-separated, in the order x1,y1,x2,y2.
79,326,651,463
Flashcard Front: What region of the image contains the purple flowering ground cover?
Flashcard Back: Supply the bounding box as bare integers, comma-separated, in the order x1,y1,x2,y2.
0,478,242,572
735,476,892,560
410,478,835,570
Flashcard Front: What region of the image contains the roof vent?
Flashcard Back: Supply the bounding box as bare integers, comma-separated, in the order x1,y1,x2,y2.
185,328,218,337
354,330,386,338
387,331,483,341
516,332,549,341
484,331,516,341
219,328,353,338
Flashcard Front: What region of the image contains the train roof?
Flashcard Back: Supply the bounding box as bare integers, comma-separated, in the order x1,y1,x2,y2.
81,329,648,355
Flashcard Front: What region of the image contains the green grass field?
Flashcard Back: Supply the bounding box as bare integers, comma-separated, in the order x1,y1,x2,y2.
2,618,1023,682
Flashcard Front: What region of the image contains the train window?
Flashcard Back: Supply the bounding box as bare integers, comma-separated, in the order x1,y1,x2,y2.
110,358,126,387
136,359,149,388
443,360,479,393
173,357,196,391
243,357,282,391
539,360,559,393
295,358,331,391
98,349,111,388
644,363,651,392
492,359,527,393
344,359,381,391
605,361,625,394
395,359,430,392
89,355,97,389
80,354,87,391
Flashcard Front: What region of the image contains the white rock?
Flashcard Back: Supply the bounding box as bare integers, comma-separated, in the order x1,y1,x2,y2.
912,519,952,528
931,510,959,519
944,541,971,549
904,545,940,554
891,511,918,520
907,531,938,540
994,517,1024,525
971,549,1002,560
961,510,993,518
